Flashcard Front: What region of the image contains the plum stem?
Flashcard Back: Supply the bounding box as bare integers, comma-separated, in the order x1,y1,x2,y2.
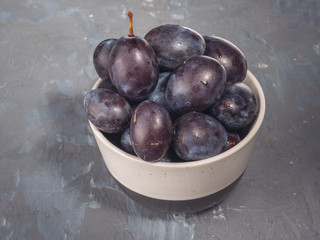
128,11,134,37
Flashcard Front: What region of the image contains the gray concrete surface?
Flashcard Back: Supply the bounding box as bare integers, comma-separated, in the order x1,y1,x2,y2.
0,0,319,239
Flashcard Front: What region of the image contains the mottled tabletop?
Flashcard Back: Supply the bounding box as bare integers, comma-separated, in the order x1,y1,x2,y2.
1,0,319,239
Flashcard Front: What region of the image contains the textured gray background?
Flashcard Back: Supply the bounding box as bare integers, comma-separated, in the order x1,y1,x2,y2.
0,0,319,239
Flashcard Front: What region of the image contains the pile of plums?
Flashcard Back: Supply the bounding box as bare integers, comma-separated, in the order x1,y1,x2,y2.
84,12,258,162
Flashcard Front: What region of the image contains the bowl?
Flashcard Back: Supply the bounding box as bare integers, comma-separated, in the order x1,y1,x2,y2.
88,70,266,213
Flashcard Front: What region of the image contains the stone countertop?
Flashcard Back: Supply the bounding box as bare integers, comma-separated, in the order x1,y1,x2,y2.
0,0,319,239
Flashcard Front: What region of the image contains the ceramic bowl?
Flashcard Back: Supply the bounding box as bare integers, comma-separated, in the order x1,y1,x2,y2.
88,70,266,213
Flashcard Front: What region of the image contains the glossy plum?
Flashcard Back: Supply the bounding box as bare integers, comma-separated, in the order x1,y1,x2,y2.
173,112,228,161
93,38,117,80
108,13,159,102
84,88,132,133
108,35,159,102
130,100,173,162
224,132,241,151
97,75,118,93
158,146,184,163
147,72,180,119
147,72,171,107
120,127,135,155
207,82,258,131
165,55,226,114
145,24,205,70
204,36,247,83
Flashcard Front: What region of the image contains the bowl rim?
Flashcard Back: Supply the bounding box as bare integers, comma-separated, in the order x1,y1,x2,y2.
90,70,266,169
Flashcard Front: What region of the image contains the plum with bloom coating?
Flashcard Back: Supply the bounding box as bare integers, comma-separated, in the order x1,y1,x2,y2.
145,24,205,70
93,38,117,80
204,35,247,83
84,88,132,133
108,12,159,102
165,55,226,114
120,127,135,155
130,100,173,162
173,112,227,161
208,82,258,131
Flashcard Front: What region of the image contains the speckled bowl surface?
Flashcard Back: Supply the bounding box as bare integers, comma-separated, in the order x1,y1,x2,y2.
88,70,266,213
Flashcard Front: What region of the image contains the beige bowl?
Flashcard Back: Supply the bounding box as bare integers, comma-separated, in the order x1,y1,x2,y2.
89,70,266,213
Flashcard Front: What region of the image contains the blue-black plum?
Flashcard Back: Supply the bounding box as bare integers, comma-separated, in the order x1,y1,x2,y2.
145,24,205,70
147,72,179,118
120,127,136,155
108,12,159,102
165,55,226,114
207,82,258,131
173,112,227,161
158,146,184,163
130,100,173,162
224,132,241,151
204,36,247,83
84,88,132,133
147,72,171,107
93,38,117,81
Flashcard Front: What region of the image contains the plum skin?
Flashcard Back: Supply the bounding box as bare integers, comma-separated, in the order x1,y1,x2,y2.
108,35,159,102
93,38,117,80
130,100,173,162
224,132,241,151
165,55,226,114
84,88,132,134
145,24,206,70
204,35,247,83
207,82,258,131
120,127,136,155
172,111,228,161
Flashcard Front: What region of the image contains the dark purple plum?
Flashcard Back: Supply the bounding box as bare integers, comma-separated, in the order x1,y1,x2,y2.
203,36,247,83
145,24,205,70
130,100,173,162
207,82,258,131
97,77,118,93
84,88,132,133
147,72,171,107
224,132,241,151
158,146,184,163
108,13,159,102
147,72,181,120
165,55,226,114
147,72,180,118
173,112,227,161
93,38,117,80
120,127,136,155
108,36,158,102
